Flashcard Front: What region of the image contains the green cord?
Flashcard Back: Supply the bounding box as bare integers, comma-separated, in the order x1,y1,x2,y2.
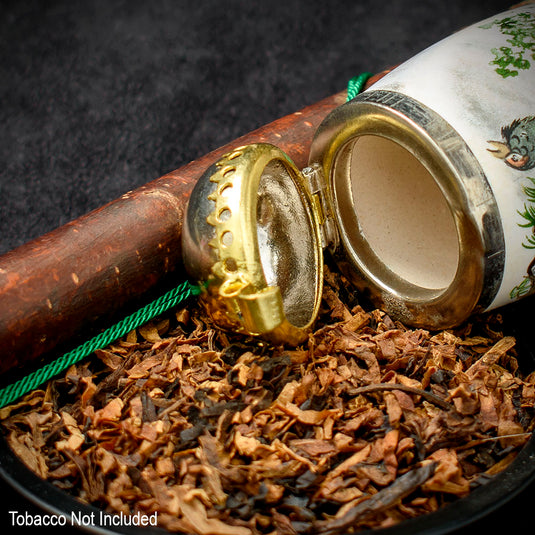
346,72,372,101
0,280,201,409
0,72,372,411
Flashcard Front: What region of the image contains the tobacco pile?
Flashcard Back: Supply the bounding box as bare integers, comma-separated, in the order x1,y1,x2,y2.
2,265,535,534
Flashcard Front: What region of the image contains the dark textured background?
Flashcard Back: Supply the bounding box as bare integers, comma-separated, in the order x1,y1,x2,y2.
0,0,518,254
1,0,533,533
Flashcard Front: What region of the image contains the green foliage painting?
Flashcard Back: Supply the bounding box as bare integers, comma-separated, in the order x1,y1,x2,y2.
510,176,535,299
480,11,535,78
518,176,535,248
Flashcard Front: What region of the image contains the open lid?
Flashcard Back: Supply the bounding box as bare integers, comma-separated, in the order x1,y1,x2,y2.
182,143,325,344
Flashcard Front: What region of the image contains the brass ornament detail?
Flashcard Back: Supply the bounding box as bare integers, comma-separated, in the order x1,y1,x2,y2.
198,143,324,344
206,146,253,296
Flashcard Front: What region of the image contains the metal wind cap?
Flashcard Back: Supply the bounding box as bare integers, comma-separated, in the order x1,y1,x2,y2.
181,143,324,344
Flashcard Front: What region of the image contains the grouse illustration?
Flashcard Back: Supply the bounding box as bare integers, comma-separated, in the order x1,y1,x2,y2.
488,116,535,171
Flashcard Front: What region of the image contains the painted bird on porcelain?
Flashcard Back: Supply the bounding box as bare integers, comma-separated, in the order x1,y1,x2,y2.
488,116,535,171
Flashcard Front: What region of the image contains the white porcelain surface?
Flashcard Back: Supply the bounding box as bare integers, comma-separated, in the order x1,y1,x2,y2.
370,5,535,310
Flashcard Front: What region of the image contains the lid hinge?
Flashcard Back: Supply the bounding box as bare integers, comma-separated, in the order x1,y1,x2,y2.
301,164,339,252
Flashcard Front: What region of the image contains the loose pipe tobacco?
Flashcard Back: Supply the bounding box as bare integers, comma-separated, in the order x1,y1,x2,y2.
0,71,389,377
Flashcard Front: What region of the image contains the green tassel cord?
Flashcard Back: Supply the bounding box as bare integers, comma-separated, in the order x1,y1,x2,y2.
346,72,372,101
0,281,200,409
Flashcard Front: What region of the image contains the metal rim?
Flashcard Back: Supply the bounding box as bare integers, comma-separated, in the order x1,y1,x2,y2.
309,90,505,330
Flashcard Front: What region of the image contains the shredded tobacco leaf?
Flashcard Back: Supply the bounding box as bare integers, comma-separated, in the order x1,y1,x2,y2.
1,264,535,534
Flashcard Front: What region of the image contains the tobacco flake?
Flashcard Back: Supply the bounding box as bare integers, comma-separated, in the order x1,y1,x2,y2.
1,267,534,533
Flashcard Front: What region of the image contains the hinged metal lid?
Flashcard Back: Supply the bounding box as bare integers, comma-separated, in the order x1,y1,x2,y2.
182,90,490,341
182,143,327,344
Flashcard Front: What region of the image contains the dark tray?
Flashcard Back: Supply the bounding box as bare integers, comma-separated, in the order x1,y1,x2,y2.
1,296,534,534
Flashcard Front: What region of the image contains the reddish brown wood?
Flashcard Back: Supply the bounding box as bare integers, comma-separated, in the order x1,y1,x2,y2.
0,72,389,376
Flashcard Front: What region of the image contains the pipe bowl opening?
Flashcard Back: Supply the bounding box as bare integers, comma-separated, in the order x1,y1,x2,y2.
348,135,460,292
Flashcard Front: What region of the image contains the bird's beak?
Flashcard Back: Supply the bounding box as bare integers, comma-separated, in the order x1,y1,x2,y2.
487,140,510,159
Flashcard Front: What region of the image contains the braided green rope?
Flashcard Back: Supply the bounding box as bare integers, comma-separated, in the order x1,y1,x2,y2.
0,280,201,409
346,72,372,101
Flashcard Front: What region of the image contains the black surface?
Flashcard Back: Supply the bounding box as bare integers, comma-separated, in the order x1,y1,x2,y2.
1,1,533,534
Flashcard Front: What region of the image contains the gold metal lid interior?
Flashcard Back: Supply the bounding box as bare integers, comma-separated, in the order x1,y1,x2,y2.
256,158,321,329
182,143,323,343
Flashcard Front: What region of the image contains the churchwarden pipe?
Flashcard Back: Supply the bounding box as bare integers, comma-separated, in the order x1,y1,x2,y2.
0,72,388,376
